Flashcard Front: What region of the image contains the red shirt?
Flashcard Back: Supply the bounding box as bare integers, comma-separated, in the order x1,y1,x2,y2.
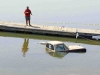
24,9,31,17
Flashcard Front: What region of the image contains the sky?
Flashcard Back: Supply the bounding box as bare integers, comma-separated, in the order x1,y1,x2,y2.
0,0,100,24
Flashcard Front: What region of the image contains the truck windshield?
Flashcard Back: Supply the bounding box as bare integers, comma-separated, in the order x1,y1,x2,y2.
56,44,68,51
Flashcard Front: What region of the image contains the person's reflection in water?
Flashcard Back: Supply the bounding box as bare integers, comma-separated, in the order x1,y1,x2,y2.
22,38,29,57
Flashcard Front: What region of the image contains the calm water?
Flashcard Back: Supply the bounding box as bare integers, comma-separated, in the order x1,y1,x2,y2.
0,33,100,75
0,0,100,74
0,0,100,29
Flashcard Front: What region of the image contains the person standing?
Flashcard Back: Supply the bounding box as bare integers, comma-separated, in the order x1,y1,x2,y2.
24,6,32,26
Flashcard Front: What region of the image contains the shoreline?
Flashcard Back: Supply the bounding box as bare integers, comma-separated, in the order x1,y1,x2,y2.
0,21,100,40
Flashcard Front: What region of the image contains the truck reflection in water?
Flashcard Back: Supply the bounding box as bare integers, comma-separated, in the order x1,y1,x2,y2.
22,38,29,57
46,48,86,59
46,48,68,59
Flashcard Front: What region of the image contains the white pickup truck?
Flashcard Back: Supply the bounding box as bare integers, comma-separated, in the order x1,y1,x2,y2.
40,41,86,52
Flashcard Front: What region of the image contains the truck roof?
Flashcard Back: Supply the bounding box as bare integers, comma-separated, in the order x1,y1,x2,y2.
47,41,64,45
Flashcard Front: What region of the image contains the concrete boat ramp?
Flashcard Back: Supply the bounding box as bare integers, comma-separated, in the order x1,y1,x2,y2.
0,21,100,39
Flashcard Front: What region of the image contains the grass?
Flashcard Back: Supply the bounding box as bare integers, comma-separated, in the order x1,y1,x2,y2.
0,31,100,45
